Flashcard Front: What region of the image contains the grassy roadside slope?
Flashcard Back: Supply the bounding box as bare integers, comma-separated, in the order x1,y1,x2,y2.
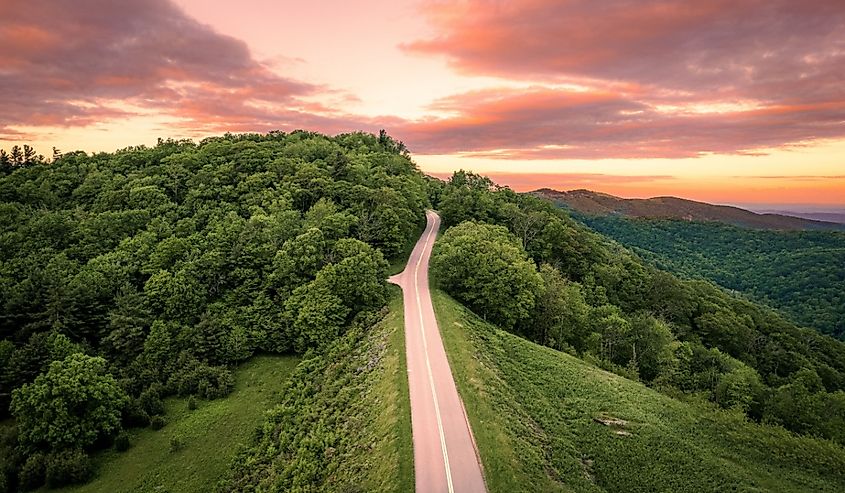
432,289,845,493
221,290,413,492
53,355,300,493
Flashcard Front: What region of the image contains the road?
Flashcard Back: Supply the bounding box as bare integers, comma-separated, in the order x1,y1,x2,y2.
389,210,487,493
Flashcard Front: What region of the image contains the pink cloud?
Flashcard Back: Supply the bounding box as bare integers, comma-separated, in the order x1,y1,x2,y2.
406,0,845,103
0,0,375,139
391,87,845,159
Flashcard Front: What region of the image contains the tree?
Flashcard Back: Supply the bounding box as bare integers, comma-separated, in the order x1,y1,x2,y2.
284,282,350,352
0,149,11,174
22,145,36,166
531,264,590,351
714,363,764,412
622,313,676,382
9,146,23,166
11,354,128,450
431,221,543,330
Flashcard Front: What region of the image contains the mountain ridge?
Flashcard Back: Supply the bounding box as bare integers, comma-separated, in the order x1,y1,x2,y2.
532,188,845,231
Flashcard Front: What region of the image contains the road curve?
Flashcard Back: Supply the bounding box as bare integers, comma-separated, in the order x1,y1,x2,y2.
389,210,486,493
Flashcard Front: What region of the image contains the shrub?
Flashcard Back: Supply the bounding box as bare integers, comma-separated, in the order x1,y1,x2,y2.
150,415,166,430
167,358,234,399
187,395,197,411
114,432,131,452
18,453,46,491
45,449,92,488
0,469,9,493
169,435,183,453
138,386,165,416
122,397,151,428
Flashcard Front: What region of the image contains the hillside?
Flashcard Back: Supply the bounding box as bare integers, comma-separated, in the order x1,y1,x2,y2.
50,355,300,493
222,290,414,492
0,131,429,491
433,289,845,492
533,188,845,231
577,215,845,338
754,209,845,225
432,171,845,458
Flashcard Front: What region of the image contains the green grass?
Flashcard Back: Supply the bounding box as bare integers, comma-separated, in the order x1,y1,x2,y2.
362,288,415,492
53,355,300,493
387,220,425,276
432,289,845,493
221,292,414,491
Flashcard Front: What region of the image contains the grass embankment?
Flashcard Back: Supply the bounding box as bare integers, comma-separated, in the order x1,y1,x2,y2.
52,355,300,493
432,289,845,493
221,291,413,492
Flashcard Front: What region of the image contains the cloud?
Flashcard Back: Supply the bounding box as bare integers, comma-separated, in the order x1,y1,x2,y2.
0,0,373,139
406,0,845,102
428,171,676,191
392,86,845,158
394,0,845,158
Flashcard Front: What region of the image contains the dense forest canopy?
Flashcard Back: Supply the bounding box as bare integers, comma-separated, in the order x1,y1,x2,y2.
431,171,845,447
2,133,844,491
576,215,845,339
0,130,431,490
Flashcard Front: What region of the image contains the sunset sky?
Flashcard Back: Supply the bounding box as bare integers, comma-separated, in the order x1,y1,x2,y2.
2,0,844,205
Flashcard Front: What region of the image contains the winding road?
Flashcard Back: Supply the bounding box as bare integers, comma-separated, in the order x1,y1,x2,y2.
389,210,487,493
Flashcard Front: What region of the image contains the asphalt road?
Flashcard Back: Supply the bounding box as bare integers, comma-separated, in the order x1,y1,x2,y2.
389,210,487,493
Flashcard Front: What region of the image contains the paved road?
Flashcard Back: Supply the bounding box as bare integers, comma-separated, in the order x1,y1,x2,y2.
389,210,486,493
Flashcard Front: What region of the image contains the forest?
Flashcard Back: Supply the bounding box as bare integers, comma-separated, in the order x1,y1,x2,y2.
3,132,845,491
430,171,845,448
0,131,431,491
576,215,845,339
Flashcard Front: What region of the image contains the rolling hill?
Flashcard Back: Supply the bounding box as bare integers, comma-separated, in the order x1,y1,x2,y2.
433,289,845,493
533,188,845,231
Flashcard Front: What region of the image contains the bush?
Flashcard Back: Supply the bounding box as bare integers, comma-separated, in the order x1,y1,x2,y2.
167,358,234,399
18,453,46,491
169,435,183,453
150,415,166,430
187,395,197,411
114,432,131,452
138,386,165,416
45,449,92,488
0,469,9,493
122,397,151,428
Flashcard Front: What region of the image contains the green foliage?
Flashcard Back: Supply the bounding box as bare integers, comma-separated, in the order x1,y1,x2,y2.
55,355,299,493
431,221,543,329
223,298,413,492
433,289,845,492
44,449,93,488
149,416,166,431
18,453,46,491
432,170,845,446
11,354,127,451
113,432,130,452
0,131,427,485
169,435,183,453
579,215,845,338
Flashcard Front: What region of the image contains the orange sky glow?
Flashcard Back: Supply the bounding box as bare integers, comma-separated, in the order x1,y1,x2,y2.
1,0,844,205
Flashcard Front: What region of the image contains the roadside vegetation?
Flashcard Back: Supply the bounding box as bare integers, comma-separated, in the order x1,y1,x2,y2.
433,289,845,492
0,130,431,490
430,171,845,448
221,291,414,492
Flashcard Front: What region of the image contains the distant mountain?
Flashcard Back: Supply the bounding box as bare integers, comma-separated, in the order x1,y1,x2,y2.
754,210,845,225
532,188,845,231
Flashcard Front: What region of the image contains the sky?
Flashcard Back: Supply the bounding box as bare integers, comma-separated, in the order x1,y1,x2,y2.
1,0,844,205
